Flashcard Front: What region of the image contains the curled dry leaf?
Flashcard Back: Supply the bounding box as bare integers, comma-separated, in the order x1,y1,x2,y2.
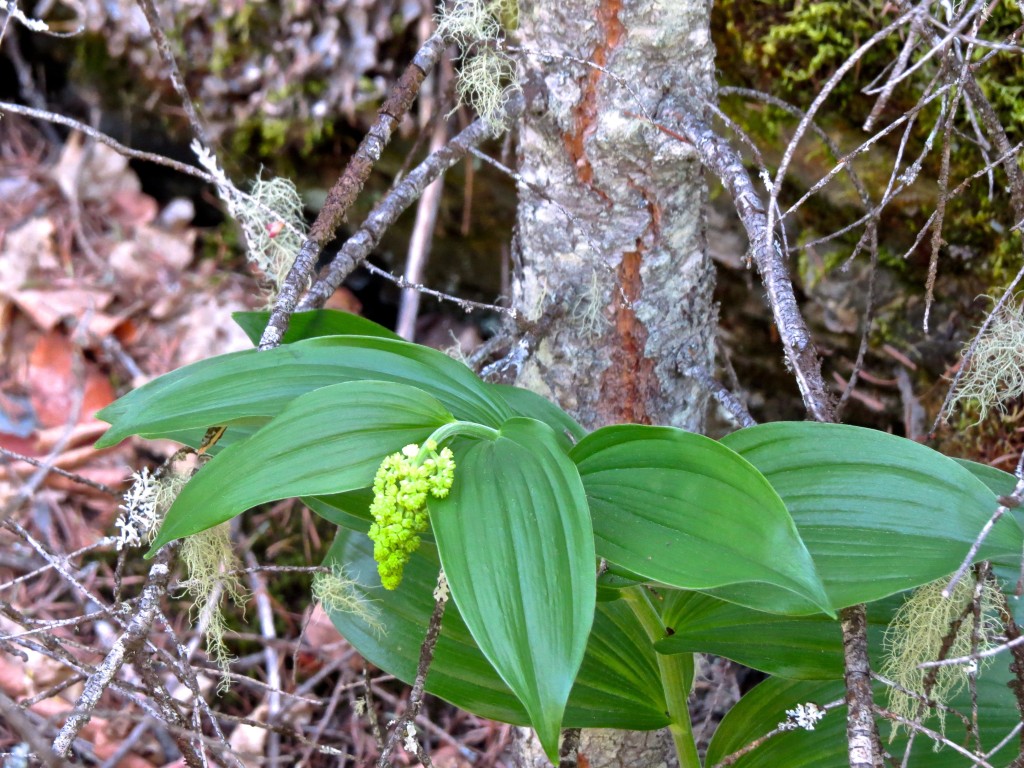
27,331,115,430
0,217,58,295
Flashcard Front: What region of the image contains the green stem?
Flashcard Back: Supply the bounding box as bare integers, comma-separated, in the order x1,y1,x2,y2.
414,420,500,464
621,587,702,768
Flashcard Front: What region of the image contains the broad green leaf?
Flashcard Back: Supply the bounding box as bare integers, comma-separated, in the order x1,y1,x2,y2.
232,309,401,345
96,335,512,447
705,672,1019,767
488,384,588,448
955,461,1024,622
596,563,648,601
135,422,262,453
706,678,845,768
955,458,1017,497
303,490,374,533
304,489,440,544
430,418,596,759
656,590,895,679
571,425,830,614
147,381,453,551
323,529,669,730
720,422,1022,612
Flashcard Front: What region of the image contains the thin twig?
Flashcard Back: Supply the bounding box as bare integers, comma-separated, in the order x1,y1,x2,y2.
244,551,282,766
835,231,880,421
0,101,214,180
1,347,85,524
709,698,845,768
0,447,118,496
298,94,524,313
663,112,834,422
258,35,447,350
135,0,209,145
52,544,177,756
375,570,448,767
944,474,1024,597
0,689,63,768
875,706,996,767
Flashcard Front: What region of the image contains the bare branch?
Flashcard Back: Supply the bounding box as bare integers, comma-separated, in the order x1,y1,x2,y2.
375,570,448,768
0,101,214,180
258,35,447,350
52,544,177,756
664,112,834,422
842,604,885,768
298,94,525,313
135,0,209,146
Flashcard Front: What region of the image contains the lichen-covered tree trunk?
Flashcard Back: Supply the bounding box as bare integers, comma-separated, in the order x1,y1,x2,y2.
510,0,716,764
512,0,716,431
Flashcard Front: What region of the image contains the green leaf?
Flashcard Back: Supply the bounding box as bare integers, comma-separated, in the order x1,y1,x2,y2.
322,529,669,731
96,335,512,447
489,384,588,448
656,590,895,680
955,458,1017,497
571,425,830,614
707,678,846,768
303,490,375,533
720,422,1022,612
232,309,401,345
955,460,1024,620
146,381,453,552
430,418,596,760
705,672,1020,767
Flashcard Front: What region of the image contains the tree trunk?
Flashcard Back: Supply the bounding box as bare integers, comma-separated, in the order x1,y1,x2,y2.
510,0,716,764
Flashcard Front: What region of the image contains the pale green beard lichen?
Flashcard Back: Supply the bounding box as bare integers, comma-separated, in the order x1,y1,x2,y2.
241,176,307,296
192,140,307,299
436,0,519,132
312,566,385,637
570,269,609,338
179,524,249,693
881,575,1000,740
368,441,455,590
948,297,1024,424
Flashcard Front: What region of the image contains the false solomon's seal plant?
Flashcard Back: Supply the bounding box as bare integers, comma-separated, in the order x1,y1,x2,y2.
96,309,1024,766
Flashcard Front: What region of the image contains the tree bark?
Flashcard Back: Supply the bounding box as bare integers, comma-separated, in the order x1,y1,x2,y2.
510,0,716,764
511,0,716,431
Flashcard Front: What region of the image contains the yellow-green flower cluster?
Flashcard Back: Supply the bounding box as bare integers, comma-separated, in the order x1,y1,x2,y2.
369,441,455,590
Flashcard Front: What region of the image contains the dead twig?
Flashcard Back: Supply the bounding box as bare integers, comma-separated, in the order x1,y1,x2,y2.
663,112,834,422
842,604,885,768
259,35,447,350
298,93,524,314
52,543,177,757
375,570,448,767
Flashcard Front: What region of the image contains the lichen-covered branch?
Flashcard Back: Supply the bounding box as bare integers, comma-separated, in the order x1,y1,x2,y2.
259,35,446,350
842,604,885,768
52,545,177,757
298,94,523,311
667,112,834,422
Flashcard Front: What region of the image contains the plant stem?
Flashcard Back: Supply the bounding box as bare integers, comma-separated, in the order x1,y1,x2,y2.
621,587,702,768
418,421,500,461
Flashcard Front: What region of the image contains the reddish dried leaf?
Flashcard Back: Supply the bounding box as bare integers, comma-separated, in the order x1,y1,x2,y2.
27,332,114,429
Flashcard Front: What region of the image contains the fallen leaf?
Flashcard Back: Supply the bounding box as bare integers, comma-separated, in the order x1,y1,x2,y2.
27,332,115,429
229,702,268,767
13,288,115,333
0,218,58,294
111,188,158,227
304,604,344,648
50,135,142,205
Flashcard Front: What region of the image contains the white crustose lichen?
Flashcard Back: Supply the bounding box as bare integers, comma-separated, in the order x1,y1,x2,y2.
114,468,159,550
779,702,826,731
